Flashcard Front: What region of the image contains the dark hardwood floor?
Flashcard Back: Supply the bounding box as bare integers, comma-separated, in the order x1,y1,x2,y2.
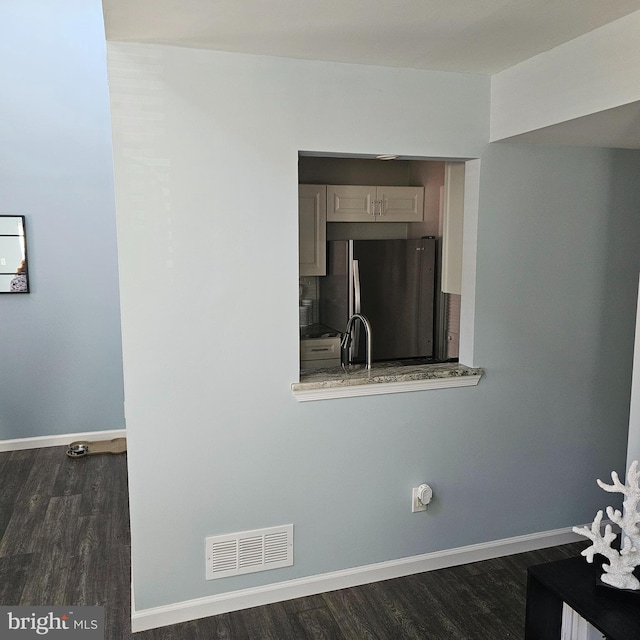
0,446,586,639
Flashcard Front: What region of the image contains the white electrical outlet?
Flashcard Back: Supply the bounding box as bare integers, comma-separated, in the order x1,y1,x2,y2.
411,484,433,513
412,487,427,512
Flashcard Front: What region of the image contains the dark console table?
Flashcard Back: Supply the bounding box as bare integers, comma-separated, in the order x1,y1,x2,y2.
525,556,640,639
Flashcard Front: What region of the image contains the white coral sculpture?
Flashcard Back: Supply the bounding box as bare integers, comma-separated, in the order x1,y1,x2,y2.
572,459,640,590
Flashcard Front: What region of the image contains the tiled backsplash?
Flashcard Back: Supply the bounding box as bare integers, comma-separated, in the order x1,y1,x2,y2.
299,276,319,324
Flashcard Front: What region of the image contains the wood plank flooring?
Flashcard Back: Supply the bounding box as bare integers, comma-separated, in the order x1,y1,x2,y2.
0,445,587,639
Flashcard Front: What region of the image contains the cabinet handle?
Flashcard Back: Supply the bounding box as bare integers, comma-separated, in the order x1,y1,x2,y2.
378,199,383,216
310,347,330,352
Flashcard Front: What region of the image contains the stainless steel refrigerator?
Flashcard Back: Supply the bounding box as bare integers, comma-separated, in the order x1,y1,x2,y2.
319,238,436,363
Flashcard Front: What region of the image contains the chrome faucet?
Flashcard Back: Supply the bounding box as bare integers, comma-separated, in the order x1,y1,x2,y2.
341,313,373,370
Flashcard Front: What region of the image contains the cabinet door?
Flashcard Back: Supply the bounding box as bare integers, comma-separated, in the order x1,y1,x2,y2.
377,186,424,222
327,185,375,222
299,184,326,276
301,337,341,369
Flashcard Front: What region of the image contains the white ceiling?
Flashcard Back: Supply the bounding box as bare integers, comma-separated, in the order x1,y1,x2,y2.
102,0,640,75
101,1,640,148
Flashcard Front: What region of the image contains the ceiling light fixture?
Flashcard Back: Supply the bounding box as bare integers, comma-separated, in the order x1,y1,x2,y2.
376,154,398,160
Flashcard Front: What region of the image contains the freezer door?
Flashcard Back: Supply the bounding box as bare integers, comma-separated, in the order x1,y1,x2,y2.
353,238,434,361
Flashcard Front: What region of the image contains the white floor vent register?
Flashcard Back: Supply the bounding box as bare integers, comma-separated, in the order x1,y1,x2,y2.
206,524,294,580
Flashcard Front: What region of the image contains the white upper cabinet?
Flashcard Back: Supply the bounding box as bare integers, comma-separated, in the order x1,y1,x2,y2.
326,185,374,222
327,185,423,223
378,186,424,222
299,184,327,276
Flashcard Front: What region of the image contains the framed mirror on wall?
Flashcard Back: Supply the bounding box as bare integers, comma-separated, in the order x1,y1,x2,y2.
0,216,29,293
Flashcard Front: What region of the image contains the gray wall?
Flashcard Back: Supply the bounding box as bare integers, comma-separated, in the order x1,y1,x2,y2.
475,143,639,518
107,41,640,613
0,0,124,439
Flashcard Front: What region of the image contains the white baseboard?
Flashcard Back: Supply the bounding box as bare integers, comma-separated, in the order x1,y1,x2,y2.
0,428,126,452
132,524,585,632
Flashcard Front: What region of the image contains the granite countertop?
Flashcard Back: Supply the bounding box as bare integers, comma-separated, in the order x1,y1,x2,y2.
292,361,484,393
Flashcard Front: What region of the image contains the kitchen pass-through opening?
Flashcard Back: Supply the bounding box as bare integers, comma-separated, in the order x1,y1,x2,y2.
298,153,468,371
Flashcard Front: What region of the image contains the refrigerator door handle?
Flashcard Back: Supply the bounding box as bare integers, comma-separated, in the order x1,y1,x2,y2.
353,259,361,314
